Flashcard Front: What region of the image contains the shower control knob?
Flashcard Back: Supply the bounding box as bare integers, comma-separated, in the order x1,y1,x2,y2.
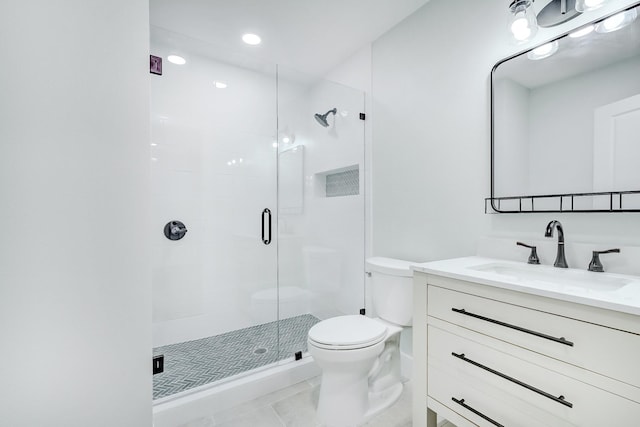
164,220,188,241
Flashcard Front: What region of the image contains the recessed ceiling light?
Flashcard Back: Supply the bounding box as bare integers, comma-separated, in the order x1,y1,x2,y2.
167,55,186,65
214,81,228,89
569,25,594,38
242,33,262,45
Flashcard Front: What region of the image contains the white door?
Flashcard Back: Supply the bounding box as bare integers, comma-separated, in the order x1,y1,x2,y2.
593,93,640,209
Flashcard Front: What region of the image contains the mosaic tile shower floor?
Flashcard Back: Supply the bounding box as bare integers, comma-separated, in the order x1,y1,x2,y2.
153,314,320,399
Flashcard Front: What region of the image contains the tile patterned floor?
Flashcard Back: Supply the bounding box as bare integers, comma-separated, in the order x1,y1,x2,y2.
153,314,320,399
175,377,415,427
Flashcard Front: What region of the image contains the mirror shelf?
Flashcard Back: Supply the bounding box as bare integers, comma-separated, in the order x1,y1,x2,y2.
485,190,640,214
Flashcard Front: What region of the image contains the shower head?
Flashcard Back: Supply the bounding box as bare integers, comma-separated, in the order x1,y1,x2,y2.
314,108,337,127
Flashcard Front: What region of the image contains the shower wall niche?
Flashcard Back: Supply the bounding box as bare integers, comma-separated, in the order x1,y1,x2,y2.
150,27,365,400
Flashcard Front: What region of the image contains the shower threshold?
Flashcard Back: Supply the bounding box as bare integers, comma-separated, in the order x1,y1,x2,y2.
152,313,320,400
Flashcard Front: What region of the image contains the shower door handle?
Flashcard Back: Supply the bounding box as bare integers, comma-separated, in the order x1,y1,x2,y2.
262,208,272,245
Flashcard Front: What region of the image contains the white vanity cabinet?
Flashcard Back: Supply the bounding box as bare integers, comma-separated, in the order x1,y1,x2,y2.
413,265,640,427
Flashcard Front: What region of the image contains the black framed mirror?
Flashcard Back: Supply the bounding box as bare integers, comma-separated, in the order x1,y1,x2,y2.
490,2,640,213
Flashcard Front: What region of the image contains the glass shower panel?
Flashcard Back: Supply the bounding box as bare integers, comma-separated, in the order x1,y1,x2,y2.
276,68,366,358
150,27,279,400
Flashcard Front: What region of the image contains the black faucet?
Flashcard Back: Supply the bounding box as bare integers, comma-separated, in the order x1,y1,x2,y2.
545,220,568,268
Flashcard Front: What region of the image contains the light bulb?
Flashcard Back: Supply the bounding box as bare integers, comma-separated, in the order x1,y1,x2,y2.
569,25,594,38
605,13,625,29
576,0,606,12
509,1,538,43
511,16,532,41
596,9,637,33
527,41,559,60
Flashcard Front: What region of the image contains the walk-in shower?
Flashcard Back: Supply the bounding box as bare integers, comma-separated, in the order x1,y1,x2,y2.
314,107,337,127
150,27,366,425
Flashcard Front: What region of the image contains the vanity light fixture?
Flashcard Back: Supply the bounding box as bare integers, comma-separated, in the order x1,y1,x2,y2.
569,24,595,37
167,55,186,65
508,0,609,42
596,8,637,33
527,40,559,60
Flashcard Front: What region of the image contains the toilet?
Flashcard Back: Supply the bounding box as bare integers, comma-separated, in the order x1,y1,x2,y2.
307,257,415,427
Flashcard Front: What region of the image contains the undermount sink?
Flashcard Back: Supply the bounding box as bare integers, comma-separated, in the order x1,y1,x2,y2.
469,262,633,292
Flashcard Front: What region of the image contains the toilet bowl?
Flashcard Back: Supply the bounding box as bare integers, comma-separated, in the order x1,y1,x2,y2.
307,257,415,427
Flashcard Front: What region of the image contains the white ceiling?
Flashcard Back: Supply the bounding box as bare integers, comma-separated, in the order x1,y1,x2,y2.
150,0,429,77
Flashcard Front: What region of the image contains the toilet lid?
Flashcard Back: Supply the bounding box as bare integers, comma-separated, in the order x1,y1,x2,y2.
308,315,387,349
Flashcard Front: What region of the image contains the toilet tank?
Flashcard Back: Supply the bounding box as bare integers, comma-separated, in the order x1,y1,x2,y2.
366,257,415,326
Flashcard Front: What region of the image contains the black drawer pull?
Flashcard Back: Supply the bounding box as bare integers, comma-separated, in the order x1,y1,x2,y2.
452,352,573,408
452,308,573,347
452,397,504,427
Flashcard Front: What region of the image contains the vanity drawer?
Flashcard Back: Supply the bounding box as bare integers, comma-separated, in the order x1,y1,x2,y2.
428,284,640,387
428,325,640,425
428,364,561,427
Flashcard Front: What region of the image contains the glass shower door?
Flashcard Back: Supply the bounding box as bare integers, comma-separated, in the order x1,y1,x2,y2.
150,27,279,400
276,68,367,359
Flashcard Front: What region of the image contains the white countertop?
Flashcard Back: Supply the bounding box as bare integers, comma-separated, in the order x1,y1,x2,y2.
412,256,640,316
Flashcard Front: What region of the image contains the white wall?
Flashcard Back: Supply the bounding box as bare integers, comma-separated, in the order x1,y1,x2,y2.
372,0,640,265
0,2,151,427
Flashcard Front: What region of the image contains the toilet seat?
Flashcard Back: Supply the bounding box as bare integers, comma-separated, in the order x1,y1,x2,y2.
308,315,387,350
